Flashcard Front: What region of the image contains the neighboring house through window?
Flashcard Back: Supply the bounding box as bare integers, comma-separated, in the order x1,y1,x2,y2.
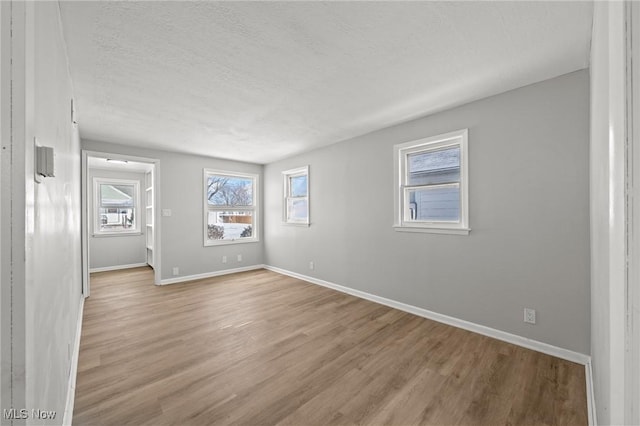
93,178,140,235
283,166,309,225
204,169,259,245
394,129,469,235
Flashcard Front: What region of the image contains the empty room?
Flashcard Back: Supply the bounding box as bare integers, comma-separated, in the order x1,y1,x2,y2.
1,1,639,425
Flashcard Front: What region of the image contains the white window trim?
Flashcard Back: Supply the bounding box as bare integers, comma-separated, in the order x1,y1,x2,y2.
93,177,141,236
282,166,310,226
203,168,259,246
393,129,470,235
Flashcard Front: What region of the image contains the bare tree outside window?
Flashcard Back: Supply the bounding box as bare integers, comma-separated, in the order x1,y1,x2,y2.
204,170,258,245
207,176,252,206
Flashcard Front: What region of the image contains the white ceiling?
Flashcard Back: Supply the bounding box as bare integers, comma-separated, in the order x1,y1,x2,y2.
59,1,593,165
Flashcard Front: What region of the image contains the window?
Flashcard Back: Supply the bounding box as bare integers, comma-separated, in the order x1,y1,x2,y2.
283,166,309,225
204,169,259,245
394,129,469,235
93,178,140,235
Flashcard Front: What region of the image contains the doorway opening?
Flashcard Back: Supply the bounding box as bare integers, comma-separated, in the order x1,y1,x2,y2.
81,151,161,296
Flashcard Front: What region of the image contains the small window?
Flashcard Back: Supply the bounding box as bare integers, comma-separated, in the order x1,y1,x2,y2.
93,178,140,235
204,169,259,245
394,129,469,235
283,166,309,225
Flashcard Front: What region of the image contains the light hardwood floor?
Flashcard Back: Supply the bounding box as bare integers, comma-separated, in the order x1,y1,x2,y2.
74,267,587,425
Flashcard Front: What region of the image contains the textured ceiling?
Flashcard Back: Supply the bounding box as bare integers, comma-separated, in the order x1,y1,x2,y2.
59,1,593,164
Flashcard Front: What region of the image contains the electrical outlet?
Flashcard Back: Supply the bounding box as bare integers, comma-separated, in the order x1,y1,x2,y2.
237,254,242,262
172,267,179,276
524,308,536,324
309,261,315,270
222,256,227,264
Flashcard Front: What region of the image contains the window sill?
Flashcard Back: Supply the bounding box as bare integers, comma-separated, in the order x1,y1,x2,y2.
204,238,259,247
282,222,310,227
92,232,143,238
393,225,470,236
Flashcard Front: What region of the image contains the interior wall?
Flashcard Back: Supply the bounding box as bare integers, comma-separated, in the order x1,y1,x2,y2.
21,1,83,422
81,140,264,282
88,168,147,270
264,70,591,355
590,2,628,425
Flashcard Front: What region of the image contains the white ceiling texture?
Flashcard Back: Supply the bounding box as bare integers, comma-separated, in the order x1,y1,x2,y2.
59,1,593,164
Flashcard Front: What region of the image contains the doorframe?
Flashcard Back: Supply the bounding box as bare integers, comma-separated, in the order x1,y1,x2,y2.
0,0,10,414
627,2,640,424
81,150,161,296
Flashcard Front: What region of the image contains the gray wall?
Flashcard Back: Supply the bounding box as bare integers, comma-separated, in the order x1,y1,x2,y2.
82,140,264,281
264,70,590,355
88,168,147,270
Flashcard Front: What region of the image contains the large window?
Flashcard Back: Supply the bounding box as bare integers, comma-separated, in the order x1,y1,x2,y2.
283,166,309,225
394,129,469,235
204,169,259,245
93,178,140,235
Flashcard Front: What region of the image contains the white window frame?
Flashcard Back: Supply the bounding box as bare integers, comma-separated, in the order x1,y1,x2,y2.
393,129,470,235
203,169,259,246
282,166,309,226
93,177,141,236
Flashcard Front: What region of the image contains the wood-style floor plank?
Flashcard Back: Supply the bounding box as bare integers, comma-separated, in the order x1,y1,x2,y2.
73,267,587,425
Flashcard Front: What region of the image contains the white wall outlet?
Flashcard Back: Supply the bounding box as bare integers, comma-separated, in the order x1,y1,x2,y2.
524,308,536,324
162,209,172,217
237,254,242,262
309,261,314,270
172,267,179,276
222,255,227,264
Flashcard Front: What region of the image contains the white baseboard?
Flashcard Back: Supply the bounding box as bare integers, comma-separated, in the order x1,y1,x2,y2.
264,265,591,366
585,360,597,426
62,296,85,426
89,262,148,273
160,264,266,285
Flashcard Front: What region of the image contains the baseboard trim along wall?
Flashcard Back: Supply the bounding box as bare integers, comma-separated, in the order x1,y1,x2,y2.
160,264,266,285
89,262,149,273
263,265,591,366
63,296,85,426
